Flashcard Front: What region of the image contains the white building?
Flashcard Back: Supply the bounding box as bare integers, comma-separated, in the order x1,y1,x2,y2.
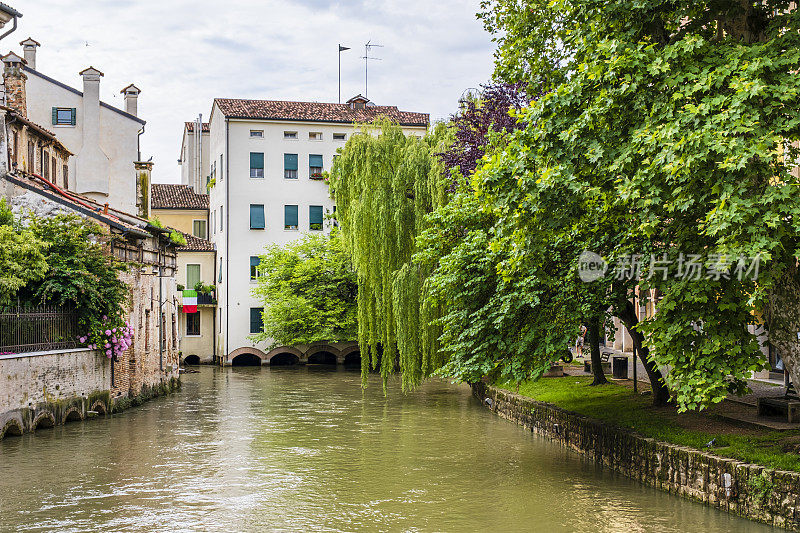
179,95,428,364
9,38,146,214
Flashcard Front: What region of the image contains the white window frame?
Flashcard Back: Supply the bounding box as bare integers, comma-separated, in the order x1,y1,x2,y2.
186,263,201,290
309,132,323,141
185,311,201,337
333,133,347,141
250,130,264,138
192,219,207,239
284,131,298,140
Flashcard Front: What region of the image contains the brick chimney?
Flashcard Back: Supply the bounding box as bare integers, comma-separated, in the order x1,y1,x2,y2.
19,38,40,70
120,83,140,116
2,51,26,116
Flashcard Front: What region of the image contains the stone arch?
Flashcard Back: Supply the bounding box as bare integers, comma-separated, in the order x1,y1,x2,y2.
228,347,267,366
306,344,342,358
183,354,201,365
265,346,302,366
90,400,107,415
306,344,340,365
343,350,362,367
33,411,55,430
0,418,23,439
64,407,84,423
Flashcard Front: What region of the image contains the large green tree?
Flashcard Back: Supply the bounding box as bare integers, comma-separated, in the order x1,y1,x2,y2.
479,0,800,409
251,231,358,349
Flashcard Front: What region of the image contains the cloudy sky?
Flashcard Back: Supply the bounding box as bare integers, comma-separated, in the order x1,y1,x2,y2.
13,0,495,184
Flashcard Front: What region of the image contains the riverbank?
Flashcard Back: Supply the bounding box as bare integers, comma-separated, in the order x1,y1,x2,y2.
474,379,800,530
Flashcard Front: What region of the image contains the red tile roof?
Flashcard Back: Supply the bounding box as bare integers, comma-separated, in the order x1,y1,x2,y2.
176,230,215,252
185,121,210,133
151,184,209,210
214,98,429,127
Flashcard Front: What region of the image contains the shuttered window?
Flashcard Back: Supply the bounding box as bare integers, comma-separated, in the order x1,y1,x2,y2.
250,256,261,281
309,154,323,178
250,204,265,229
186,264,201,290
309,205,323,231
192,219,207,239
284,204,298,230
284,153,298,179
250,152,264,178
52,107,76,126
250,307,264,334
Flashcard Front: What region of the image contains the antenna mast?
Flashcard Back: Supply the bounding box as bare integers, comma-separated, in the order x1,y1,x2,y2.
362,40,383,99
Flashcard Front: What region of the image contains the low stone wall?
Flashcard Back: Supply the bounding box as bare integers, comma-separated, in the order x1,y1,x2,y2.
473,381,800,530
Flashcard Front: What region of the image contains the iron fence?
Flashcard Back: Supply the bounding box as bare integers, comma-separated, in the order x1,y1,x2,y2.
0,306,81,355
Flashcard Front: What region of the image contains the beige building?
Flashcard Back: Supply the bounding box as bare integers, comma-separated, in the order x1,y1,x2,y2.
151,184,216,364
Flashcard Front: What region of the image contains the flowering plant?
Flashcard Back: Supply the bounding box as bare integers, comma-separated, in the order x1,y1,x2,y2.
80,315,134,360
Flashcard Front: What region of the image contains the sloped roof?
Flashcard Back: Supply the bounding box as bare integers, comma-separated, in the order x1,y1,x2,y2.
1,105,72,155
214,98,429,127
176,230,215,252
151,184,209,210
185,121,210,133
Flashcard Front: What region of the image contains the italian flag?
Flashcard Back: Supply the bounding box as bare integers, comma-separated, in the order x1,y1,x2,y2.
183,289,198,313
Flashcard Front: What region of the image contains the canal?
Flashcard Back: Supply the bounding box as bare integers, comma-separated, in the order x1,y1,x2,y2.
0,367,775,532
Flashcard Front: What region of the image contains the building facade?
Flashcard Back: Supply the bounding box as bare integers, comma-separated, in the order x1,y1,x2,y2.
179,95,428,364
151,183,216,364
7,38,147,214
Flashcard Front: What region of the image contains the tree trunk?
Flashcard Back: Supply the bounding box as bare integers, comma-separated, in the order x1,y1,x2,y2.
618,300,670,406
767,264,800,394
588,315,608,386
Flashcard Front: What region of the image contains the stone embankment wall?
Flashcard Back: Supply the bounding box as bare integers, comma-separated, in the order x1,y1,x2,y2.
473,381,800,530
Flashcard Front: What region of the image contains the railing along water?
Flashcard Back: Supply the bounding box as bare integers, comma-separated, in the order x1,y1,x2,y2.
0,306,80,355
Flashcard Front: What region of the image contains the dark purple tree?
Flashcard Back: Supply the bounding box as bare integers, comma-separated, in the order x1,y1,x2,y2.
438,82,529,190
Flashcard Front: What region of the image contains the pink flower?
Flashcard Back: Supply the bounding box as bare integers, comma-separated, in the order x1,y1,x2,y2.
105,330,111,336
105,349,112,356
79,336,87,343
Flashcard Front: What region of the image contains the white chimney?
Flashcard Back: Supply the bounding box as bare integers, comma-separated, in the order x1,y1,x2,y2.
75,66,110,196
19,38,39,70
120,83,140,116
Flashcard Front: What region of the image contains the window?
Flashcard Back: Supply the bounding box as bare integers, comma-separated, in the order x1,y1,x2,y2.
51,158,56,184
192,219,207,239
309,205,323,231
309,154,323,178
284,153,298,179
212,210,216,235
219,155,223,181
284,204,298,230
63,164,69,189
41,150,49,179
27,141,34,173
218,257,223,283
284,131,298,140
333,133,346,141
250,130,264,138
250,256,261,281
309,132,323,141
250,204,265,229
12,131,18,167
220,206,224,231
250,152,264,178
51,107,76,126
186,312,200,336
250,307,264,334
186,264,201,290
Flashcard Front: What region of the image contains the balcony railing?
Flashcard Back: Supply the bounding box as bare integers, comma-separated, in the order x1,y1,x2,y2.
0,306,81,355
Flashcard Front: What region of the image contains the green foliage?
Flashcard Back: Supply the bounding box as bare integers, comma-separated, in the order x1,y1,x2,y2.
329,120,450,388
0,198,14,227
26,214,129,333
193,281,215,295
169,230,187,246
747,473,775,505
206,177,216,191
0,222,48,307
148,217,163,229
250,231,357,348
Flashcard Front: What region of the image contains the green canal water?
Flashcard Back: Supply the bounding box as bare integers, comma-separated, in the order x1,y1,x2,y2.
0,367,776,532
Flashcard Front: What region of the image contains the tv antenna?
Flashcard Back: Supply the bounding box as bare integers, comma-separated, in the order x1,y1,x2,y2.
362,40,383,100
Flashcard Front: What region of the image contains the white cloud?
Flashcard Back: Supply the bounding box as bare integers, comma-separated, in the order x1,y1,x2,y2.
10,0,494,183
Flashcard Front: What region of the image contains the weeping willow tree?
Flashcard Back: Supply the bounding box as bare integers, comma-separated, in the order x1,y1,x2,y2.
329,120,450,388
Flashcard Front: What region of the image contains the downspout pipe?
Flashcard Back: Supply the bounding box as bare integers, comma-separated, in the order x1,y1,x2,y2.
136,123,145,161
0,14,20,43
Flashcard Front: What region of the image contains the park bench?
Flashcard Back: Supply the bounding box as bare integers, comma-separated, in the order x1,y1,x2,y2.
757,397,800,423
583,349,612,374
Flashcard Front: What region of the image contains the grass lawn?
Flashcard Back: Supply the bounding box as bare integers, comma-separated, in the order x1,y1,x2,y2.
499,376,800,472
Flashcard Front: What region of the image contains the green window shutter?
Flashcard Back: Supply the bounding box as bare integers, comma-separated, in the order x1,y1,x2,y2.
284,205,298,228
250,204,265,229
186,264,201,289
284,153,298,170
309,205,323,226
51,107,58,125
309,154,323,168
250,152,264,169
250,307,264,334
70,108,77,126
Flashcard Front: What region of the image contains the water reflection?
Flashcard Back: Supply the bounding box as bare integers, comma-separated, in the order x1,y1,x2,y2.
0,367,776,532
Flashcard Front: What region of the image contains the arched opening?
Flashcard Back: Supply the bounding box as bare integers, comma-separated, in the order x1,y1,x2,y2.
183,354,201,366
307,351,337,365
91,401,107,416
1,420,23,438
64,409,83,423
343,351,361,368
34,414,55,429
231,353,262,367
270,352,299,366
